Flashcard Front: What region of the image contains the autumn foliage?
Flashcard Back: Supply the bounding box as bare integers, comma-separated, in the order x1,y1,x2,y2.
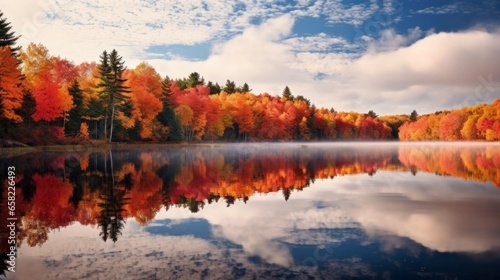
0,47,23,123
399,100,500,141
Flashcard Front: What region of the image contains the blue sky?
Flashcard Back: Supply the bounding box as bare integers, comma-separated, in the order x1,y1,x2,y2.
2,0,500,114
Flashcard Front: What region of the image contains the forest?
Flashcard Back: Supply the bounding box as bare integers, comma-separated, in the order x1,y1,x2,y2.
1,12,499,145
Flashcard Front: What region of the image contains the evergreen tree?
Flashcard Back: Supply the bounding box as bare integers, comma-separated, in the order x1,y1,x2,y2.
156,76,183,141
97,50,112,139
0,12,21,57
85,97,105,139
186,72,205,88
156,104,183,142
168,115,183,142
410,110,418,121
282,86,293,100
366,110,378,118
16,90,35,125
161,75,172,97
223,79,236,94
66,80,84,136
308,105,318,139
207,81,221,94
241,82,251,93
96,49,130,143
175,78,188,90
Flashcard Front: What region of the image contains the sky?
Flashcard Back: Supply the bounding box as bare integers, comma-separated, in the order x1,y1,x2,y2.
1,0,500,115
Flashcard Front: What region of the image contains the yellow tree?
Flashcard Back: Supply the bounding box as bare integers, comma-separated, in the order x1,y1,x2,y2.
19,43,52,90
125,64,163,139
175,104,194,141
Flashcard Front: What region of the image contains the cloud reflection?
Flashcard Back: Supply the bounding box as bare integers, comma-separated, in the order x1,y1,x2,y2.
2,143,500,279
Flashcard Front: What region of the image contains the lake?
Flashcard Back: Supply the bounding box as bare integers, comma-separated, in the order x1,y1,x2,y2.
1,142,500,279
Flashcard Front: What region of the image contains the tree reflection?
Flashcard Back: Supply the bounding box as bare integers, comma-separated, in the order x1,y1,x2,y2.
2,144,499,247
97,150,129,242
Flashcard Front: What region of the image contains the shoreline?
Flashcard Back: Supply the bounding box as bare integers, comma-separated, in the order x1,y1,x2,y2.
0,142,221,156
2,140,500,156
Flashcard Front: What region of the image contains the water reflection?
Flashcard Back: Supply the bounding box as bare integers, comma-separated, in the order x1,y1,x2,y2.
1,143,500,279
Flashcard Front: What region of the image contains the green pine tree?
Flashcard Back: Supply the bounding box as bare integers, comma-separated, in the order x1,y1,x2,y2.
96,49,130,143
157,76,184,142
241,83,251,93
308,105,318,139
282,86,293,100
186,72,205,88
207,81,221,94
223,80,236,94
366,110,378,118
0,12,21,57
410,110,418,121
66,80,84,136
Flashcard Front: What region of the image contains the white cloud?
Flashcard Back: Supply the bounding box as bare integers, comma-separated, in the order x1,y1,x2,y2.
365,27,424,53
321,0,380,26
145,14,303,94
1,0,294,62
416,3,471,15
341,29,500,113
283,33,356,52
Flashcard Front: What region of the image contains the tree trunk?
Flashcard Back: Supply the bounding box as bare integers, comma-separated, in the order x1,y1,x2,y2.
109,102,115,143
104,111,108,140
104,104,110,140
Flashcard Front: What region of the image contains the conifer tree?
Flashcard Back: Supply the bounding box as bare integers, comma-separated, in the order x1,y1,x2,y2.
410,110,418,121
66,80,84,136
223,80,236,94
207,81,221,95
186,72,205,88
0,12,21,57
282,86,293,100
241,83,251,93
156,76,183,141
96,49,130,143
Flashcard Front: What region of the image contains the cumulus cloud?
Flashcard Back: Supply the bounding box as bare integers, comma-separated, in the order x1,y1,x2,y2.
365,27,425,53
146,14,303,94
340,29,500,113
350,30,500,88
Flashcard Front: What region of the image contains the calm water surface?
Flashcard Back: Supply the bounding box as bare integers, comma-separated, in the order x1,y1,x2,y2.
1,142,500,280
